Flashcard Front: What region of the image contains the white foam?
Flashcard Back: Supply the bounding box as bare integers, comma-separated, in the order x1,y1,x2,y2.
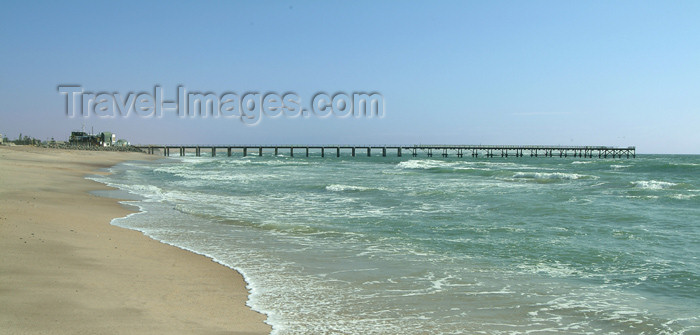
518,262,583,278
513,171,596,180
631,180,677,190
88,177,167,202
567,196,593,204
155,164,278,183
669,194,696,200
395,160,456,170
625,195,660,200
611,164,630,170
462,286,513,295
326,184,385,192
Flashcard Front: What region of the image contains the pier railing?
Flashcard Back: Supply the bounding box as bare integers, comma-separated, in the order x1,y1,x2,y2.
133,145,636,159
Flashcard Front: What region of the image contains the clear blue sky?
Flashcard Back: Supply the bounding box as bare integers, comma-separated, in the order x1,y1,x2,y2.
1,0,699,153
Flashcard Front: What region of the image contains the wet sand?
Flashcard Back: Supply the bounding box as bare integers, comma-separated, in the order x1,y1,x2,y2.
0,146,270,334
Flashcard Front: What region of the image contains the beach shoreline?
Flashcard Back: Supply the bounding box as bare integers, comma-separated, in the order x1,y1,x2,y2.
0,146,270,334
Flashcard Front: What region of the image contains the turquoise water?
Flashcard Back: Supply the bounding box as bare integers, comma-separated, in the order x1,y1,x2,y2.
91,154,699,334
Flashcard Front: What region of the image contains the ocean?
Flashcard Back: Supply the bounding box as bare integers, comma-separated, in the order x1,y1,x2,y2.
89,153,699,334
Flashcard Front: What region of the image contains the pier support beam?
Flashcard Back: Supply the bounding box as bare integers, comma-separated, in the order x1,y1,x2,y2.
321,147,325,157
259,147,263,156
336,147,340,157
398,148,402,157
306,147,309,157
243,148,247,157
227,147,232,157
352,147,355,157
290,147,294,157
382,147,386,157
367,148,371,157
212,148,216,157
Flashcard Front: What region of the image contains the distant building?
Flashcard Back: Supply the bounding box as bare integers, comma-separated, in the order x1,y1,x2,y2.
115,139,130,147
70,131,99,146
0,133,3,145
69,131,119,146
100,132,116,146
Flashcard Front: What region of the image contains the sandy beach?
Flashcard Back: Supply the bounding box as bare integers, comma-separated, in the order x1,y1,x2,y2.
0,146,270,334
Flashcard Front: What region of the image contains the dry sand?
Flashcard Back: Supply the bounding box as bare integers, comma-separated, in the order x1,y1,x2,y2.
0,146,271,334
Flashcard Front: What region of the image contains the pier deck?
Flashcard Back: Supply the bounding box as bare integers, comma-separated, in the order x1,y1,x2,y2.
134,145,636,158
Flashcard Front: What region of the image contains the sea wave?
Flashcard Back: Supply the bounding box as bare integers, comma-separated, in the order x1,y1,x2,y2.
669,194,697,200
669,162,700,167
326,184,383,192
395,160,457,170
90,179,167,202
611,164,631,170
625,195,660,200
513,171,597,181
517,262,584,278
395,160,547,174
631,180,677,190
155,165,278,183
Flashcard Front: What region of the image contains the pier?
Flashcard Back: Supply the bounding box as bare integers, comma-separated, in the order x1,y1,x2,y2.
135,145,636,159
